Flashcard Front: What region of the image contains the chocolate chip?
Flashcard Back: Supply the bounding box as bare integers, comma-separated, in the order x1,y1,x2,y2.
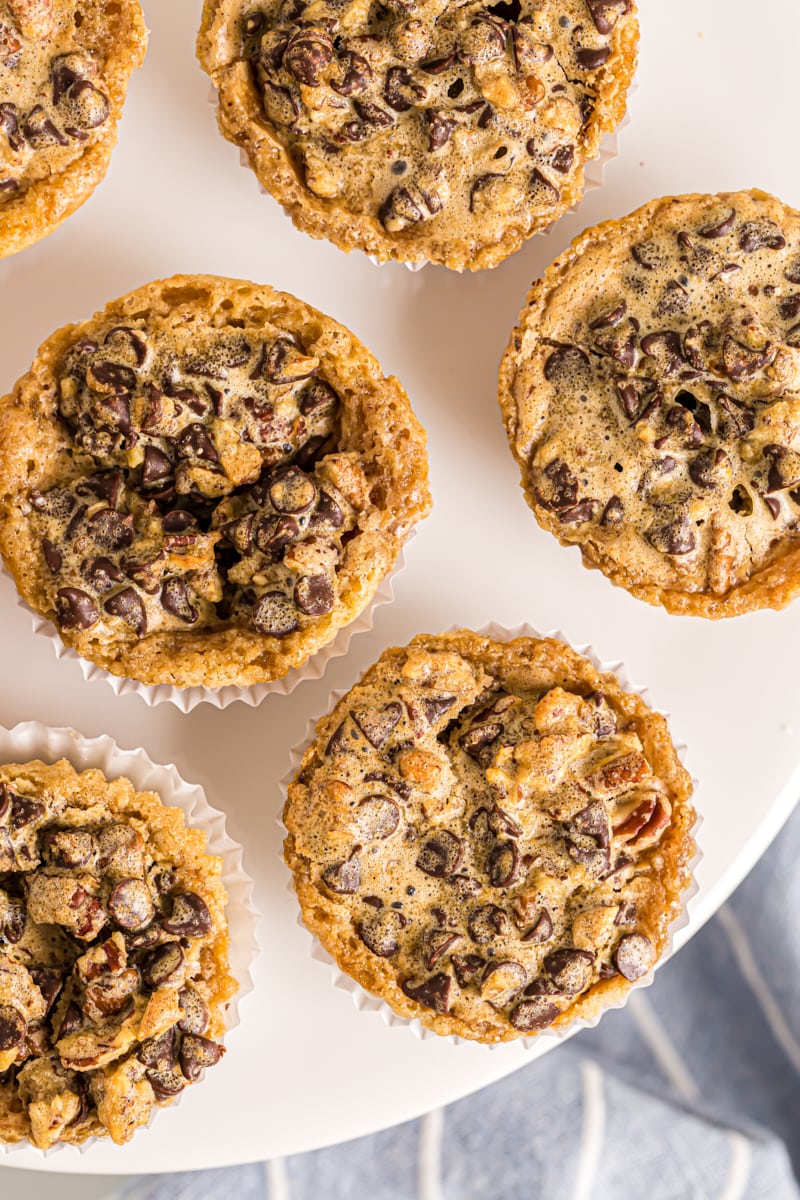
550,144,574,173
558,499,600,525
600,496,624,527
10,794,44,829
28,967,62,1014
522,909,554,944
544,948,594,994
160,577,198,624
352,702,403,749
535,458,578,510
283,26,333,85
420,51,457,73
530,168,560,202
176,424,219,463
543,344,589,383
481,959,527,1008
689,447,729,489
177,986,210,1035
614,933,655,981
576,46,610,69
738,220,786,252
785,257,800,284
416,830,463,878
488,840,520,887
646,507,696,556
424,931,461,970
86,359,137,393
56,1001,83,1039
138,1027,177,1070
401,973,451,1013
510,996,560,1031
108,878,155,932
295,574,334,616
426,108,457,151
358,909,404,957
41,828,96,868
722,336,775,381
698,208,735,238
640,330,686,374
331,50,372,96
141,941,184,988
589,301,627,330
0,1005,26,1051
0,894,25,946
764,444,800,493
383,65,426,111
56,587,99,630
354,796,400,840
571,801,611,848
24,105,68,147
587,0,628,34
459,721,502,760
104,326,147,367
162,892,212,938
146,1066,187,1099
729,484,753,516
322,851,361,894
87,508,134,551
41,538,62,574
468,904,507,944
269,466,317,514
142,445,173,488
61,80,110,129
179,1034,224,1082
252,591,298,637
83,967,140,1019
450,953,483,987
104,587,147,636
263,337,317,383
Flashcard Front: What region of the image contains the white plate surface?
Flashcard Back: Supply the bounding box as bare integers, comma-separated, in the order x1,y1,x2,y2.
1,0,799,1174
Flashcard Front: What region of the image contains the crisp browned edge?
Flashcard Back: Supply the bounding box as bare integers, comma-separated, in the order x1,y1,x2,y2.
497,188,800,619
0,273,432,687
283,630,696,1043
0,755,235,1146
196,1,638,272
0,0,148,260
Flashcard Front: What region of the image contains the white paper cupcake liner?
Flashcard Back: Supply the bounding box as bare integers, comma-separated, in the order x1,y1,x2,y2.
10,539,410,712
208,79,636,273
280,621,700,1050
0,721,260,1157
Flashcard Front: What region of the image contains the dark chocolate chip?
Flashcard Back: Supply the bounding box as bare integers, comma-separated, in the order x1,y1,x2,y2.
56,587,99,630
522,909,554,944
401,973,451,1013
87,508,134,551
295,574,334,616
42,539,62,573
142,445,173,488
176,424,219,463
322,851,361,894
358,909,404,957
179,1034,224,1082
543,344,589,383
177,986,210,1035
488,839,520,887
646,508,696,556
426,108,457,151
146,1066,187,1099
138,1026,177,1070
161,892,212,938
509,996,559,1032
459,721,502,759
738,220,786,252
351,702,403,749
698,208,735,238
141,941,184,988
614,933,655,981
576,45,610,69
0,1005,26,1051
269,466,317,514
544,948,594,994
160,577,199,624
283,26,334,86
416,830,463,878
104,587,147,637
354,796,400,840
108,878,155,932
468,904,507,944
251,591,299,637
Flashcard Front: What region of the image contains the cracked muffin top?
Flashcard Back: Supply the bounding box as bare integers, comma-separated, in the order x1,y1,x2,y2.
0,0,146,258
498,190,800,617
0,275,431,688
0,757,234,1148
284,631,694,1042
197,0,638,270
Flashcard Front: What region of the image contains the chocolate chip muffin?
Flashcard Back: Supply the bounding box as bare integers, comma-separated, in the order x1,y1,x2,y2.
284,631,694,1043
498,189,800,617
0,756,234,1148
0,0,146,258
197,0,638,271
0,275,431,688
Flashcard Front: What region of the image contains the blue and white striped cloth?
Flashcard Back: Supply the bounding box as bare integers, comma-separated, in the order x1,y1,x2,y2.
13,805,800,1200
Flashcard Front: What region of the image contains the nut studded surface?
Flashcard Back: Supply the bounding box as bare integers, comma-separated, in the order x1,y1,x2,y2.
284,631,694,1043
0,758,233,1148
0,275,431,688
0,0,146,258
498,190,800,617
197,0,638,271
